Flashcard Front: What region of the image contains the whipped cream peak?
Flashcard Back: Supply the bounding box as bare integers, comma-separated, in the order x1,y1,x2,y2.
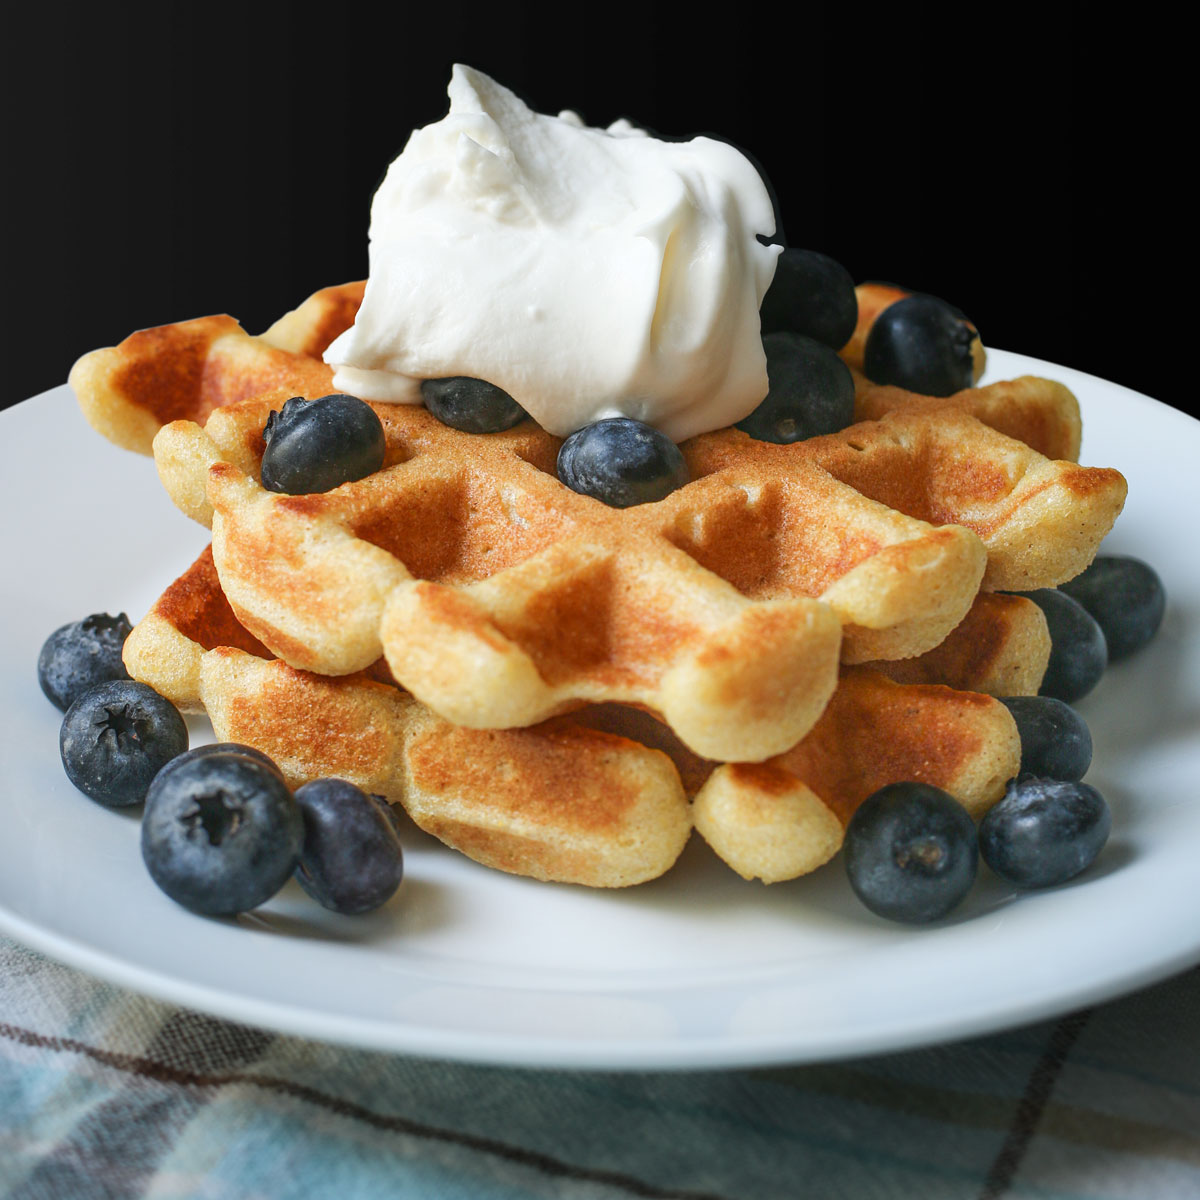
325,64,780,442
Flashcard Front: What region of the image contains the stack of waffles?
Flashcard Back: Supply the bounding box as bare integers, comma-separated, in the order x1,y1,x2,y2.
68,283,1127,887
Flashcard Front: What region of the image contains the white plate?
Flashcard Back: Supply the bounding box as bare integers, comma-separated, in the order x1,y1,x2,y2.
2,354,1198,1071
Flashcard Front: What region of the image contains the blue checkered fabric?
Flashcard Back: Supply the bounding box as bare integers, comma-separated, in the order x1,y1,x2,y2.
4,938,1199,1199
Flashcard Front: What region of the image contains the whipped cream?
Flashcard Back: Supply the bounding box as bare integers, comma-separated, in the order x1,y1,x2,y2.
324,65,780,442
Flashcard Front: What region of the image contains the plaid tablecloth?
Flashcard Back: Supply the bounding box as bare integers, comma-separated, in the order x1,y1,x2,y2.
2,937,1198,1199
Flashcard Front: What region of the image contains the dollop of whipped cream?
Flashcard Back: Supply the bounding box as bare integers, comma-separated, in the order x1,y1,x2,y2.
324,65,780,443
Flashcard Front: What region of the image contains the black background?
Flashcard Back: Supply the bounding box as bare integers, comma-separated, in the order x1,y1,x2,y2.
1,4,1187,418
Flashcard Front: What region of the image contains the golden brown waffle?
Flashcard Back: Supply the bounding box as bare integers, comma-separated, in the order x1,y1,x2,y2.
68,282,363,454
72,282,1125,763
149,388,1120,763
125,546,1029,886
74,276,1134,895
163,396,989,762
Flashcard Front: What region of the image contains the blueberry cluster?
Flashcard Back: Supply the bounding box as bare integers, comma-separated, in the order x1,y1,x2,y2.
142,753,403,918
42,619,404,918
1012,554,1167,703
845,555,1166,924
737,248,859,448
761,262,980,406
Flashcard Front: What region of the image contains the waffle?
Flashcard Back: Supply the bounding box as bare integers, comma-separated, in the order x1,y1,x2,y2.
72,282,1125,765
69,282,365,455
124,545,1032,885
151,387,1120,762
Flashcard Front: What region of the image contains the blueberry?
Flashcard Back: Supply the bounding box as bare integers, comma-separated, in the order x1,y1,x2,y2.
557,417,688,507
998,696,1093,781
261,394,385,495
1058,555,1166,662
292,779,404,914
60,680,189,808
38,612,134,712
141,751,303,916
863,293,979,396
153,742,286,792
736,332,856,444
844,782,979,923
421,377,528,433
758,248,858,350
980,777,1111,889
1016,588,1108,704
